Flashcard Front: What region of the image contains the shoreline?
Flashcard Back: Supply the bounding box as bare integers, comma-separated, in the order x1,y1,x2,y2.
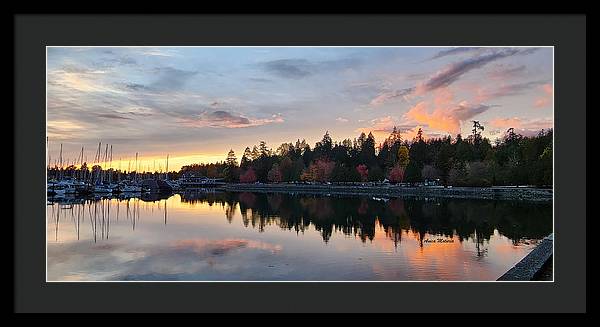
218,183,553,201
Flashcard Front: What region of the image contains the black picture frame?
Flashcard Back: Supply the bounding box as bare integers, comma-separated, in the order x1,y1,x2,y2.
14,14,586,313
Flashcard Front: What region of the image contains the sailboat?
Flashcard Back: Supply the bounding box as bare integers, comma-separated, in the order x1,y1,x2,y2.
163,154,181,191
92,142,113,194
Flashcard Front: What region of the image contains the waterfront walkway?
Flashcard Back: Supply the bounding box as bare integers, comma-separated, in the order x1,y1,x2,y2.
220,183,553,201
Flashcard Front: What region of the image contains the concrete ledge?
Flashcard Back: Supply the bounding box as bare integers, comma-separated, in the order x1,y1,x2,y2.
497,234,553,281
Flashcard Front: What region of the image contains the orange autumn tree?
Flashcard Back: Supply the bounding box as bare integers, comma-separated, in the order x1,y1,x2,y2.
301,159,335,182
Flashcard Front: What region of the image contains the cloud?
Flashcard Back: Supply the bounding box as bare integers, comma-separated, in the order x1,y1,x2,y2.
418,49,523,93
260,57,362,79
47,120,86,139
474,80,549,102
93,52,138,69
542,83,553,95
122,83,150,91
180,110,284,129
48,65,123,94
119,106,155,117
488,117,523,129
405,101,496,135
336,117,349,123
369,87,414,106
149,67,198,91
534,83,553,108
371,48,540,105
59,64,107,75
248,77,273,83
486,64,527,80
139,49,179,57
429,47,483,60
366,87,495,139
97,113,133,120
488,117,553,136
261,59,313,79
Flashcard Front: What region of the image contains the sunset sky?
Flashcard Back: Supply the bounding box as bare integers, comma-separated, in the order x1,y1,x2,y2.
47,46,553,171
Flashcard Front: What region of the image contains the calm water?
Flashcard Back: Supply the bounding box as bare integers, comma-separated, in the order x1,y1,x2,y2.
47,191,552,281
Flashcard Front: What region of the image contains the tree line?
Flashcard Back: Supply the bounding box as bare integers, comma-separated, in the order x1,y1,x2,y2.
180,121,553,187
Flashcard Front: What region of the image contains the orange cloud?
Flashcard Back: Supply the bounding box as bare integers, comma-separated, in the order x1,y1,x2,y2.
405,102,460,135
404,97,494,135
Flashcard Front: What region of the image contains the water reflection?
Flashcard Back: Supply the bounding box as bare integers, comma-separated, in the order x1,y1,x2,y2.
177,191,552,249
47,191,552,281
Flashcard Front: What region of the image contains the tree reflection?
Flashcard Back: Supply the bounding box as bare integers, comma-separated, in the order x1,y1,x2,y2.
179,191,552,247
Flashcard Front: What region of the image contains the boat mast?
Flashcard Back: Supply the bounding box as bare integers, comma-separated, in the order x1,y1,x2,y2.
59,143,63,181
135,152,138,183
109,145,113,184
95,142,101,184
80,146,84,182
166,154,169,181
103,143,108,184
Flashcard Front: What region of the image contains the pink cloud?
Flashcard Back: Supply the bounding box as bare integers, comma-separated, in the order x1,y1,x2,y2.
489,117,523,129
542,83,553,96
534,97,551,108
534,83,553,108
488,117,553,136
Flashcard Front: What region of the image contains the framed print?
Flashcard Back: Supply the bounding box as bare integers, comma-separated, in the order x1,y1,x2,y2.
14,14,586,314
